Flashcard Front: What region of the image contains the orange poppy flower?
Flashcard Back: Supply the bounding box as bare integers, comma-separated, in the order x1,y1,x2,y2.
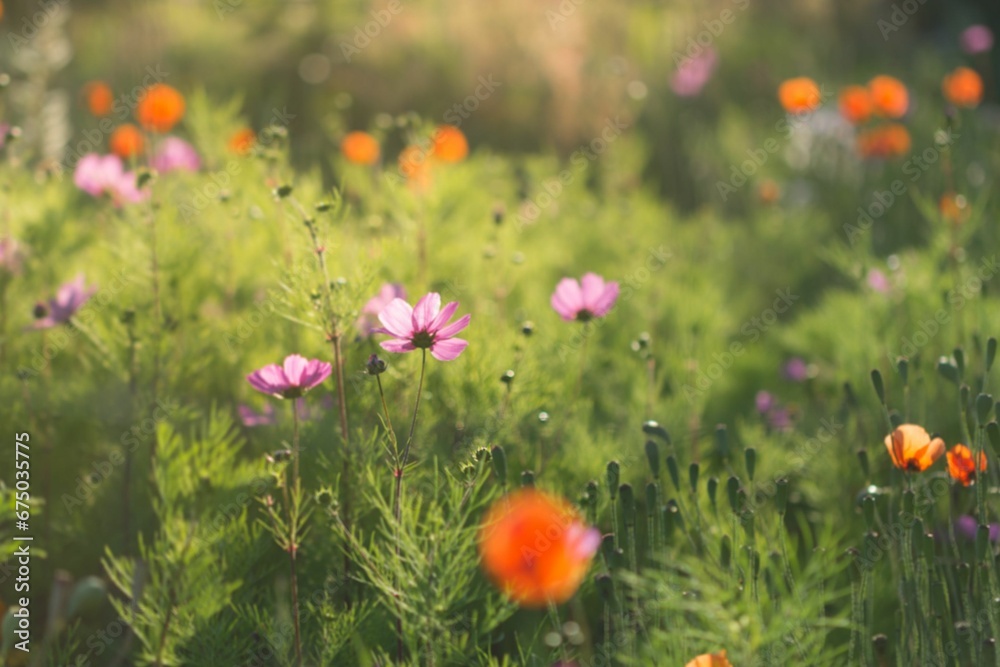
84,81,114,117
838,85,873,125
884,424,945,472
942,67,983,108
136,83,185,133
857,123,911,159
430,125,468,162
686,650,733,667
478,489,600,607
947,444,986,486
228,128,257,155
778,77,821,114
868,75,909,118
939,192,968,225
341,131,380,165
109,124,144,159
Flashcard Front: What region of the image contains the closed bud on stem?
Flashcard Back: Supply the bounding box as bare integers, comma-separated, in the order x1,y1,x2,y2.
871,369,886,403
715,424,729,458
641,420,670,444
644,440,660,479
938,358,959,385
689,462,700,495
726,475,740,514
619,484,635,525
745,447,757,482
896,357,909,384
776,478,789,515
707,477,718,511
665,455,680,491
955,347,966,379
606,461,620,499
520,470,534,487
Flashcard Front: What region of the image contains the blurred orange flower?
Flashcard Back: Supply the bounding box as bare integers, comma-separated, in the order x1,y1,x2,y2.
868,75,909,118
884,424,944,472
136,84,185,133
838,85,873,125
430,125,468,162
228,128,257,155
778,77,821,114
686,650,733,667
109,124,144,159
942,67,983,108
398,145,431,189
857,123,911,159
757,179,780,204
939,192,969,225
84,81,114,117
341,131,380,165
947,444,986,486
478,489,600,607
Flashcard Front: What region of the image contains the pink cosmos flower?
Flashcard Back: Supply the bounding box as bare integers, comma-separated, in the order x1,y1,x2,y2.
356,283,407,337
73,153,147,205
551,272,619,322
239,403,277,427
30,274,96,329
374,292,471,361
671,48,718,97
755,390,774,414
151,137,201,173
783,357,809,382
867,268,890,294
961,25,994,55
247,354,332,399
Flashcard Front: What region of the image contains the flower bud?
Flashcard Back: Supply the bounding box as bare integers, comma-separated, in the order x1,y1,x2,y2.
490,445,507,482
665,455,680,491
606,461,620,499
641,420,670,444
745,447,757,482
644,440,660,479
520,470,534,487
619,484,635,526
870,369,886,403
726,475,740,514
365,353,387,375
688,462,700,495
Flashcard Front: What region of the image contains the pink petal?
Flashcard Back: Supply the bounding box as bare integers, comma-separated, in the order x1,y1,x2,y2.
380,338,417,354
551,278,583,321
247,364,289,395
411,292,441,331
427,300,459,333
591,281,620,317
434,313,471,340
282,354,310,386
299,359,333,390
430,337,468,361
579,273,607,310
377,298,414,338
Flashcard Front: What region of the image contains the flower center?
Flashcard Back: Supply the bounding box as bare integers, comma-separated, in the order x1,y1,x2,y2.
411,330,435,349
575,310,594,323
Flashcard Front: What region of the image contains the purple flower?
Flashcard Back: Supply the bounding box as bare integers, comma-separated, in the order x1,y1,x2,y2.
151,137,201,173
356,283,407,336
953,515,1000,542
247,354,332,399
29,274,96,330
671,48,718,97
239,403,276,427
551,273,619,322
755,390,774,414
73,153,147,205
867,269,890,294
0,237,25,276
768,407,792,431
783,357,809,382
961,25,994,55
374,292,471,361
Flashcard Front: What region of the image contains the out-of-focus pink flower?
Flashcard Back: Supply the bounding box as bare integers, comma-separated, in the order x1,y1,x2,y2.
374,292,471,361
151,137,201,173
247,354,332,399
298,394,334,422
356,283,407,337
783,357,809,382
671,48,718,97
239,403,276,427
755,390,774,414
867,268,890,293
73,153,147,205
961,25,994,55
952,515,1000,542
0,237,25,276
29,274,96,330
551,273,619,322
768,407,792,431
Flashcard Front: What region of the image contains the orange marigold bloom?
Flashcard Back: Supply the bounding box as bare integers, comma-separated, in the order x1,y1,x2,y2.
84,81,114,117
430,125,468,162
940,192,969,225
109,124,144,159
478,489,600,607
838,85,873,125
868,75,909,118
857,123,911,159
136,83,185,133
942,67,983,108
228,128,257,155
778,77,821,114
686,650,733,667
884,424,945,472
341,131,380,165
947,444,986,486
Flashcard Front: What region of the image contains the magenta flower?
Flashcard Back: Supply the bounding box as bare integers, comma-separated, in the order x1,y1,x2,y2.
961,25,994,55
247,354,332,399
867,268,890,294
356,283,407,337
151,137,201,173
783,357,809,382
29,274,96,330
671,48,718,97
374,292,471,361
73,153,147,205
239,403,276,427
551,272,619,322
755,390,774,414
